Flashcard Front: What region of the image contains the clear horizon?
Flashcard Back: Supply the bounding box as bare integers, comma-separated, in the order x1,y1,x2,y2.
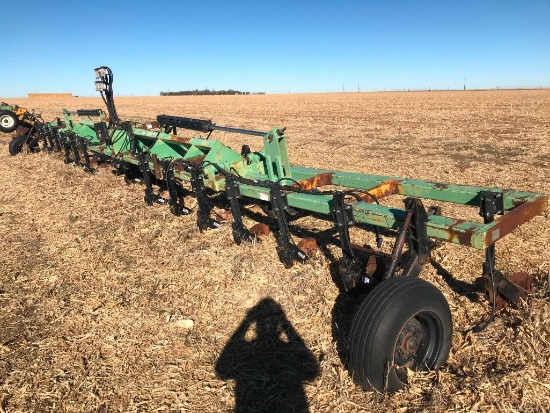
4,87,549,100
2,0,549,98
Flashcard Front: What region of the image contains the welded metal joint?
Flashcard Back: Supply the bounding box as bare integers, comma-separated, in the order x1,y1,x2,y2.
479,191,504,222
403,197,431,273
384,197,430,279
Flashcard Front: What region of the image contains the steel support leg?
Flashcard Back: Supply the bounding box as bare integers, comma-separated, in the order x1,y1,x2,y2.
269,184,307,268
162,160,189,216
190,167,220,232
225,174,254,245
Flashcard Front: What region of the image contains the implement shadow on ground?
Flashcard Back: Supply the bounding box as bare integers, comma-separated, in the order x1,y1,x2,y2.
216,298,319,413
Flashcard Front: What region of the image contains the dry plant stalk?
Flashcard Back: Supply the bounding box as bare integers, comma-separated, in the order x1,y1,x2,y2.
0,90,549,412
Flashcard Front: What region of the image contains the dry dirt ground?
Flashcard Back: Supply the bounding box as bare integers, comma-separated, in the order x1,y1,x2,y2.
0,90,549,412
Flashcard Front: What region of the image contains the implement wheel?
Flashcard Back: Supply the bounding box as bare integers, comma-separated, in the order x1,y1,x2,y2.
0,111,19,133
9,135,28,155
348,277,452,392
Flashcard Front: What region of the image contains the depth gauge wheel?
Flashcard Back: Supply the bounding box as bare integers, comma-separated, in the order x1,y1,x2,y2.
348,277,452,392
0,111,20,133
8,135,29,156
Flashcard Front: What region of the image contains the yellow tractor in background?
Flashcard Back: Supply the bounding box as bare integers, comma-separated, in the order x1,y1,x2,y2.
0,102,41,133
1,102,44,155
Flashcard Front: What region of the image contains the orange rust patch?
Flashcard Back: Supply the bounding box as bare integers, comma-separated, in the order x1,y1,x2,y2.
184,154,207,165
295,172,334,190
152,154,162,179
358,180,403,202
297,238,319,257
250,223,271,238
445,219,476,246
168,135,192,145
484,271,534,312
484,195,548,247
216,209,233,222
15,126,30,135
136,120,160,130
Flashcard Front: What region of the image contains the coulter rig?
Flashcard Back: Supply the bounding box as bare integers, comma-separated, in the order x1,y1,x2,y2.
0,102,43,133
1,102,45,155
7,67,547,392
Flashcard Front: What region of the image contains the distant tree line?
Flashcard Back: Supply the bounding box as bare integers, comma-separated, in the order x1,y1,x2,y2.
160,89,265,96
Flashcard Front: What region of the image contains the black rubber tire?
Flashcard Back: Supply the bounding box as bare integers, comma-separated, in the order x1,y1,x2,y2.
0,111,19,133
8,135,29,156
348,277,452,393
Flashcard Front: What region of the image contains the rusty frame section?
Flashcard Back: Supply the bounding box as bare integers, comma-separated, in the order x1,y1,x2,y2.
11,83,546,283
286,167,547,250
481,194,547,247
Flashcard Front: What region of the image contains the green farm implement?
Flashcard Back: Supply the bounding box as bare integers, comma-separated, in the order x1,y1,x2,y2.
8,67,547,392
1,102,45,155
0,102,41,134
0,102,23,133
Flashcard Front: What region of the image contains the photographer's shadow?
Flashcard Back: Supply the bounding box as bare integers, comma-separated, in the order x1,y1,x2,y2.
216,298,319,413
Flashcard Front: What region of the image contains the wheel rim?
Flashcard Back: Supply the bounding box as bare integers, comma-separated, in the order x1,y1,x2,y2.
1,114,15,128
394,311,443,372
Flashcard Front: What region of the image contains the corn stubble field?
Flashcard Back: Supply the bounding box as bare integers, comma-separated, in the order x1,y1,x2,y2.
0,90,549,412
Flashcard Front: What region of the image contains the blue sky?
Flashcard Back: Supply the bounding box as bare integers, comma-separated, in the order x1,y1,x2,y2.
2,0,549,96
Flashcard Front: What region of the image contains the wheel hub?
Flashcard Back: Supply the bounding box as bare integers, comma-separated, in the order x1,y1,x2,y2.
1,114,15,128
395,318,424,367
